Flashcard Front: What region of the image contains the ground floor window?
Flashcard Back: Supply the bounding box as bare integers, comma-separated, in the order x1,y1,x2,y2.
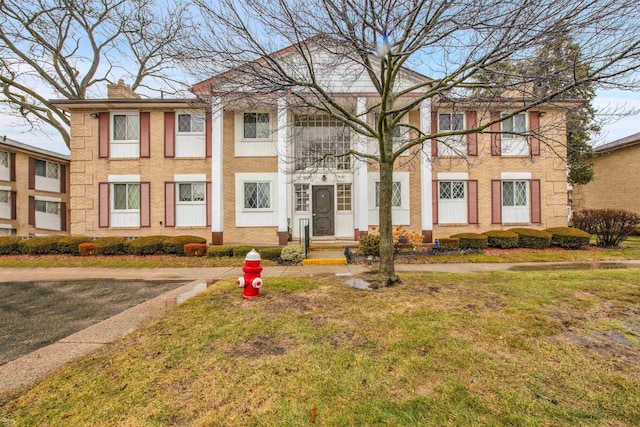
176,182,206,226
244,182,271,209
438,181,467,223
502,180,529,223
337,184,352,211
111,183,140,227
295,184,309,212
375,181,402,208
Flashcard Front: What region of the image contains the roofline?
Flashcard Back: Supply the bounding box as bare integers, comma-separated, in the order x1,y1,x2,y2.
190,38,433,95
594,131,640,153
50,98,205,111
0,136,70,161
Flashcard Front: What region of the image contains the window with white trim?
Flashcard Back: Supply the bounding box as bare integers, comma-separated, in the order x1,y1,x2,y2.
0,151,8,168
294,184,309,212
438,181,468,224
34,199,61,230
0,190,10,220
35,159,59,179
337,184,352,211
374,181,402,208
177,113,205,134
502,180,529,223
111,112,140,158
0,227,11,236
0,151,8,182
244,182,271,209
244,113,270,139
438,113,466,156
176,182,206,227
501,113,528,156
111,183,140,227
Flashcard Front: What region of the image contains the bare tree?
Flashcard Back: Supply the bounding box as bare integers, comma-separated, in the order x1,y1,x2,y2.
184,0,640,286
0,0,190,147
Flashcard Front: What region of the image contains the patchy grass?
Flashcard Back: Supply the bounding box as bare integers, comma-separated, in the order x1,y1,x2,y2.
2,270,639,425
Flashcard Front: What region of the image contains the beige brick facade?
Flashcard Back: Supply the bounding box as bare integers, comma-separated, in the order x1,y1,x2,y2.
572,141,640,215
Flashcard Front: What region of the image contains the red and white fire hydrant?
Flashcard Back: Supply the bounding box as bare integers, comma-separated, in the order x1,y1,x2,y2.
237,249,263,299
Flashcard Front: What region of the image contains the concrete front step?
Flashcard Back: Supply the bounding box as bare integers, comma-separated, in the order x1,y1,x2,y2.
302,258,347,265
303,248,347,265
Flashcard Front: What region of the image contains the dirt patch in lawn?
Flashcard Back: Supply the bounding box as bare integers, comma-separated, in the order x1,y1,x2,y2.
227,334,298,358
0,279,187,365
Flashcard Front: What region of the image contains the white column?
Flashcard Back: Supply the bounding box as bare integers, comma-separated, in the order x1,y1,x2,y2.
211,96,224,234
420,99,433,235
277,97,289,235
355,97,369,235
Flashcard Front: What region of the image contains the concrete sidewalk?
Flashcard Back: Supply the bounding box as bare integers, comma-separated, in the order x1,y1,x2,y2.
2,260,640,401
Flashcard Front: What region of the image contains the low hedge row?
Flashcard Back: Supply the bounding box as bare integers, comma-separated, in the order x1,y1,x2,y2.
206,245,283,260
449,233,488,250
483,230,519,249
0,235,207,256
508,228,552,249
544,227,592,249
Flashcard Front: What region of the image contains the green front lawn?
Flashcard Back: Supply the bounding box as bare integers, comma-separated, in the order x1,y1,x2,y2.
3,270,639,425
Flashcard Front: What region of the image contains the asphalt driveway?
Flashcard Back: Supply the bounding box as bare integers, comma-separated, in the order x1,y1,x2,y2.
0,279,187,365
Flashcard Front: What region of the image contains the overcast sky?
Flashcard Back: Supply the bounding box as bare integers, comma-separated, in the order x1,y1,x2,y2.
0,88,638,156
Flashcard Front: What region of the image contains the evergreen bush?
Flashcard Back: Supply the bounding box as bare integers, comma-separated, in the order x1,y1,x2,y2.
483,230,519,249
359,234,381,257
0,237,21,255
450,233,488,250
280,244,306,263
545,227,592,249
509,228,552,249
207,245,234,257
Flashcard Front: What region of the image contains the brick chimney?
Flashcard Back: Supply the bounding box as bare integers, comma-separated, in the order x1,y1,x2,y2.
107,79,140,99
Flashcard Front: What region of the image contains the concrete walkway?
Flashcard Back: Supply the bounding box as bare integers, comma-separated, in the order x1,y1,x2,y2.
2,259,640,401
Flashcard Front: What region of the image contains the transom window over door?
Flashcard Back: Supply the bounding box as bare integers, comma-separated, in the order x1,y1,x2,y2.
294,115,351,171
244,182,270,209
244,113,270,139
502,180,529,223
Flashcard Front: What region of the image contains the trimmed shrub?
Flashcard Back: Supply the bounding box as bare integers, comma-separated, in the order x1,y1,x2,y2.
545,227,592,249
572,209,640,247
483,230,519,249
125,236,167,255
359,234,380,257
0,237,21,255
634,225,640,236
258,247,282,260
78,243,97,256
437,238,459,249
18,236,60,255
94,237,128,255
509,228,552,249
232,245,255,258
208,245,234,257
184,243,208,257
450,233,488,250
280,244,306,264
56,236,92,255
164,236,206,255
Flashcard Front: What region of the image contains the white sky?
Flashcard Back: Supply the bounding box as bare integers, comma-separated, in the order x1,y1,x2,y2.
0,89,638,156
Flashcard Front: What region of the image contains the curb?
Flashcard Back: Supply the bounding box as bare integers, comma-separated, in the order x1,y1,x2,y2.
0,279,210,401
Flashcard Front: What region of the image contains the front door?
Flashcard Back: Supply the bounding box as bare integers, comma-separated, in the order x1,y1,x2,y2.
312,185,334,236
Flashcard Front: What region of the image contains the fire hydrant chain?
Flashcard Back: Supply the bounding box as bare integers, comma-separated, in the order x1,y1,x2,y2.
237,249,263,299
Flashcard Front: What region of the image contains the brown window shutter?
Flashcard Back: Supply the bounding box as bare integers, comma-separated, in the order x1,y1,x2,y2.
490,112,502,156
467,180,478,224
165,182,176,227
9,152,16,182
466,111,477,156
432,180,438,225
164,112,175,158
28,196,35,226
98,182,110,228
99,112,110,158
529,111,541,156
431,111,438,157
60,202,67,232
60,164,66,193
206,114,212,158
140,182,151,227
28,157,36,189
491,180,502,224
530,179,541,223
11,191,17,220
140,112,151,158
206,181,212,226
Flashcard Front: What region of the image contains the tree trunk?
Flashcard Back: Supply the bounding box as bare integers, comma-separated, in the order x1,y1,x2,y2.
377,150,400,287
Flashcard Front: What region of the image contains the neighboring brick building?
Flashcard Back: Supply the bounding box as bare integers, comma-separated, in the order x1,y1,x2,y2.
0,136,70,236
572,132,640,215
52,51,570,246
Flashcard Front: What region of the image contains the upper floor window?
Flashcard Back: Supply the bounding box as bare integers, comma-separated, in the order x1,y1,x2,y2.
111,112,140,158
178,113,205,134
501,113,528,156
244,182,271,209
0,151,10,181
0,190,10,220
294,115,351,170
35,159,59,179
438,113,466,156
243,113,270,139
